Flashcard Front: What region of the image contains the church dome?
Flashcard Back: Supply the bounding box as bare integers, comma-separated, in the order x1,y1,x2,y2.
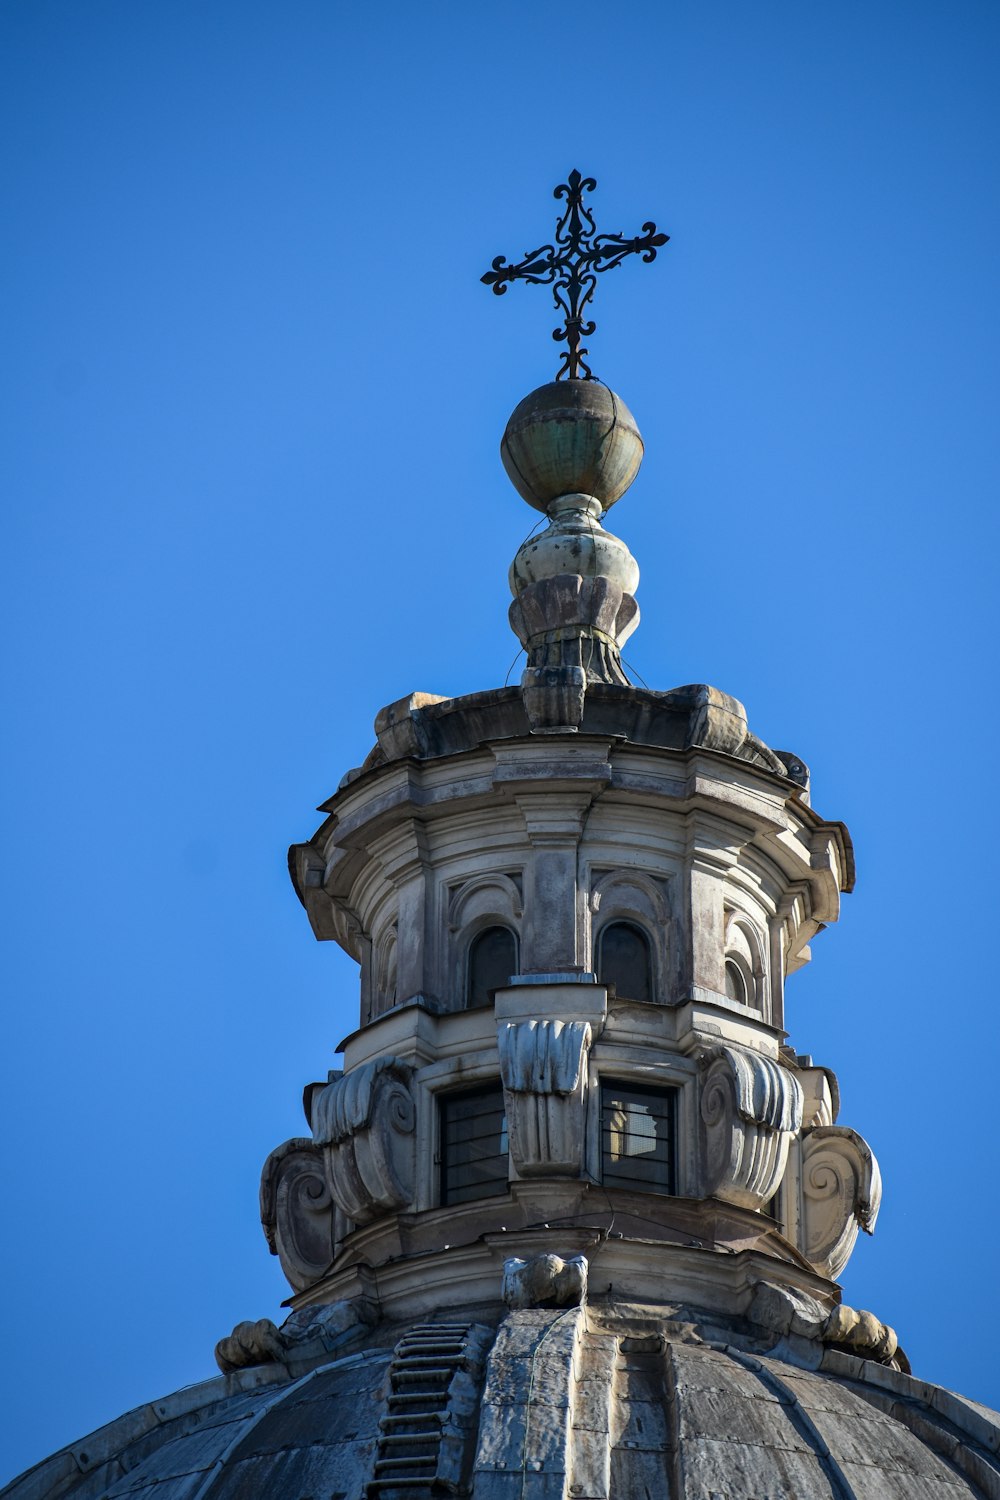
9,170,996,1500
10,1301,1000,1500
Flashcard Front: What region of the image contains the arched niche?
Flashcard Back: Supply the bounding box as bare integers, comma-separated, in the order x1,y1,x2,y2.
447,872,522,1011
373,925,398,1018
723,912,767,1013
590,869,670,1003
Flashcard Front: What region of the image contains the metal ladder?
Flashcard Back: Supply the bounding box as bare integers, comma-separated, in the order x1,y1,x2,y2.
367,1323,484,1497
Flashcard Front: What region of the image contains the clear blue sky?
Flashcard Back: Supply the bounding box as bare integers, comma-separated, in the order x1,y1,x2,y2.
3,0,999,1480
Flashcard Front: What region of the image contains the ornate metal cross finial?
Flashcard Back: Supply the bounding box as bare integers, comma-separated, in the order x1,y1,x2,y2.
482,169,668,381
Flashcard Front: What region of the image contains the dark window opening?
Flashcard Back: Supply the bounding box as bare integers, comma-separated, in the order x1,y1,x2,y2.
725,957,751,1007
597,921,653,1002
439,1085,509,1206
601,1080,676,1194
467,925,517,1009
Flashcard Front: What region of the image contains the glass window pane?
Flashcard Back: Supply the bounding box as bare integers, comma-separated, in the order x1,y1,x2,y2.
467,927,517,1009
601,1081,675,1194
598,922,652,1002
440,1085,509,1205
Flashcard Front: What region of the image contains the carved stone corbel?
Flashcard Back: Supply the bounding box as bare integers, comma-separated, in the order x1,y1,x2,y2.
311,1056,416,1224
259,1137,339,1292
215,1297,378,1373
700,1046,803,1208
800,1124,882,1279
498,1019,592,1176
502,1253,588,1308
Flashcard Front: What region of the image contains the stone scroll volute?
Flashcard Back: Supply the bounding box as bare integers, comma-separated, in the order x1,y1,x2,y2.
800,1124,882,1279
311,1056,417,1224
498,1019,592,1177
700,1045,803,1209
259,1138,339,1293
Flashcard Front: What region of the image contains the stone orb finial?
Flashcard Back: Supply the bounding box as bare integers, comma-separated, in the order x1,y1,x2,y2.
501,380,643,515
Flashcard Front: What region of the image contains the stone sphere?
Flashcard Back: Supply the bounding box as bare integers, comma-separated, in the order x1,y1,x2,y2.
500,380,643,514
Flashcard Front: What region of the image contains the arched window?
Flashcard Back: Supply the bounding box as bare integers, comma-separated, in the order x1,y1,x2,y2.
725,957,751,1007
377,931,398,1013
723,918,761,1010
466,926,517,1009
597,921,652,1002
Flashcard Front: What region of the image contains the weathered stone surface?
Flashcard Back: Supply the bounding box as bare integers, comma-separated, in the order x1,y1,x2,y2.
499,1019,591,1096
214,1298,376,1373
9,1307,1000,1500
747,1281,828,1342
214,1318,287,1373
499,380,642,514
520,664,587,730
825,1303,898,1362
502,1253,588,1309
258,1137,337,1292
323,680,810,775
373,691,450,759
800,1124,882,1279
27,325,994,1500
510,526,638,600
511,518,637,647
310,1055,416,1224
700,1045,803,1209
498,1019,591,1176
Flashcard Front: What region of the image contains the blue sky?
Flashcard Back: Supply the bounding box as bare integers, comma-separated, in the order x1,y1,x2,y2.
3,0,999,1479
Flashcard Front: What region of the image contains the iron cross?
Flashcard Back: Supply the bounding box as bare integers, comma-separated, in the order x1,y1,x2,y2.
482,169,668,381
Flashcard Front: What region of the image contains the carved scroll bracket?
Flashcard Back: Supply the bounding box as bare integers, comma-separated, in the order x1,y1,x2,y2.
801,1124,882,1279
700,1045,803,1209
498,1018,592,1176
259,1137,340,1293
311,1056,417,1224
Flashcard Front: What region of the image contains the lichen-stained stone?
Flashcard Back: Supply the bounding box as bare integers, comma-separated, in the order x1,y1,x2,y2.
747,1281,829,1342
680,1438,837,1498
499,1019,592,1176
569,1339,617,1434
502,1253,588,1308
499,381,643,514
475,1309,581,1499
310,1055,416,1224
608,1444,670,1497
566,1425,610,1499
8,1309,1000,1500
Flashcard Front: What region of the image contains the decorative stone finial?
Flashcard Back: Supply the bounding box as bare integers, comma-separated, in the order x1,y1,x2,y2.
482,170,667,725
501,380,642,514
502,381,643,721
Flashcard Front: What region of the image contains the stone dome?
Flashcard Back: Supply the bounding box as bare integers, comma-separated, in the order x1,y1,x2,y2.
10,1299,1000,1500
